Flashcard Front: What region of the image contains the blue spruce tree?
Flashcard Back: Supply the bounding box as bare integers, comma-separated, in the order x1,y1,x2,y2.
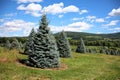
5,40,11,50
76,38,86,53
11,38,20,50
26,14,60,68
57,30,71,58
24,28,35,55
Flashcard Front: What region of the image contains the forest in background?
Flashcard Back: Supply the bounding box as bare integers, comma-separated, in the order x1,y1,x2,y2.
0,31,120,48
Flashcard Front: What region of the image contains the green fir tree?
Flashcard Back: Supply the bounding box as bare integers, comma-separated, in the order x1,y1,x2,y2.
57,30,71,58
76,38,86,53
26,14,60,68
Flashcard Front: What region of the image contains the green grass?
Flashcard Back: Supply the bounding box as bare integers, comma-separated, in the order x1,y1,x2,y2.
0,47,120,80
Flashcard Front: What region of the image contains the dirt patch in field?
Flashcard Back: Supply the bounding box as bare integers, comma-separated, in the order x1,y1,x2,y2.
0,58,8,62
16,59,68,70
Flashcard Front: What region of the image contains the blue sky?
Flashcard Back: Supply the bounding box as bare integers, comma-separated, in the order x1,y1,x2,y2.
0,0,120,36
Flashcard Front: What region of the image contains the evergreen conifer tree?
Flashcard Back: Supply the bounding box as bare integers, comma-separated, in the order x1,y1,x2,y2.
5,40,11,50
24,28,35,55
19,41,24,53
76,38,86,53
57,31,71,58
11,38,20,50
26,14,60,68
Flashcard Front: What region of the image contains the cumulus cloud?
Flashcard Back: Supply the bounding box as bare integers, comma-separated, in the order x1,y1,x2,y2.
72,17,84,21
42,2,79,15
86,15,96,23
17,3,42,17
58,15,63,18
63,5,79,13
86,16,105,23
95,18,105,22
17,2,88,17
4,13,17,17
42,2,63,14
17,2,81,17
86,16,96,19
0,19,92,36
72,16,105,23
0,19,37,36
79,10,88,14
17,0,42,3
108,7,120,16
108,27,120,33
103,20,119,27
114,27,120,30
50,21,92,33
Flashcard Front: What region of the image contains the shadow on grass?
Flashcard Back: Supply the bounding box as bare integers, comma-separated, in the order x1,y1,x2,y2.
18,58,27,65
18,51,29,56
17,58,34,69
17,58,68,70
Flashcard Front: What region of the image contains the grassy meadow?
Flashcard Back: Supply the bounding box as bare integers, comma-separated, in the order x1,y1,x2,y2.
0,47,120,80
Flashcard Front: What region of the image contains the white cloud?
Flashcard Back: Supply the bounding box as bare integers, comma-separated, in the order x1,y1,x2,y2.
106,16,110,19
42,2,79,15
17,3,42,17
108,27,120,33
72,17,84,21
86,16,96,19
95,18,105,22
86,15,96,23
63,5,79,13
80,10,88,14
0,19,37,36
68,22,90,29
0,19,92,36
72,18,80,21
103,20,119,27
108,7,120,16
42,2,63,15
50,21,92,33
17,2,80,16
86,16,105,23
17,4,26,10
17,0,42,3
4,13,17,17
113,27,120,31
58,15,63,18
0,19,4,22
17,2,89,17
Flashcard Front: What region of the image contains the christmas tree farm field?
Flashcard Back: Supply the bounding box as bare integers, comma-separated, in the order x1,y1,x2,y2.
0,47,120,80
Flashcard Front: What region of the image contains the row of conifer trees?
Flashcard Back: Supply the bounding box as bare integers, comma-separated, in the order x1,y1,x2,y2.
23,14,71,68
5,39,24,52
4,14,120,69
75,38,120,55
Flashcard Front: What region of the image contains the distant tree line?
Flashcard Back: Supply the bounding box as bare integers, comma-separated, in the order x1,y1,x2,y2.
1,37,120,48
0,37,27,47
69,39,120,48
75,38,120,56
